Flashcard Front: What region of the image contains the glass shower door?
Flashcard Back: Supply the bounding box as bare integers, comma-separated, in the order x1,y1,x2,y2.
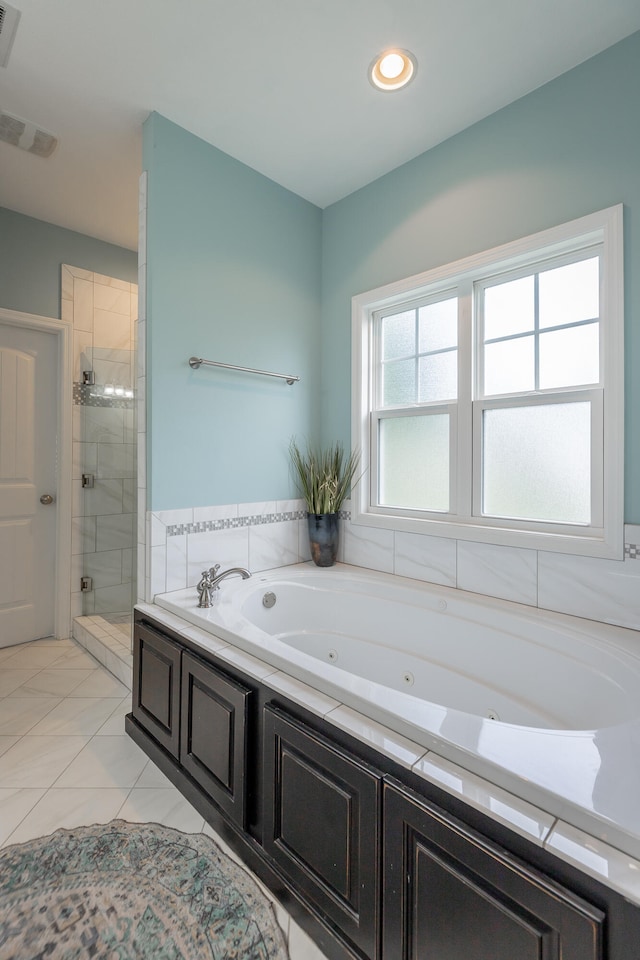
75,364,136,616
69,269,137,620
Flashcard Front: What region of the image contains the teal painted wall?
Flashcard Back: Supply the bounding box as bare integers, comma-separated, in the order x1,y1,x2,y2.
0,206,137,319
144,114,322,510
321,31,640,523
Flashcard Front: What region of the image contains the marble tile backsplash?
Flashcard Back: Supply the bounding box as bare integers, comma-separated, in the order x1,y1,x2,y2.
146,501,311,600
456,541,538,607
538,546,640,631
146,505,640,632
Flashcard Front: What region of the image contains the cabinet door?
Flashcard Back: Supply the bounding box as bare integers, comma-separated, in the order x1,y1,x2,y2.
132,623,181,757
180,652,251,828
263,706,381,959
383,781,604,960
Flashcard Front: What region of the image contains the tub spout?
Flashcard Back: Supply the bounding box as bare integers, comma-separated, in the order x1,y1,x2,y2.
209,565,251,590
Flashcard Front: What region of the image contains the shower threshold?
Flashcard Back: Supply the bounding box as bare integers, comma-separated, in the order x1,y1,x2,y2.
72,612,133,689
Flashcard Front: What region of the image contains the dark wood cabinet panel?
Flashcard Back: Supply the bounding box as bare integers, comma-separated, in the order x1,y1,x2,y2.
180,651,251,828
129,612,632,960
280,748,353,899
383,780,604,960
132,623,181,757
263,705,381,959
410,840,555,959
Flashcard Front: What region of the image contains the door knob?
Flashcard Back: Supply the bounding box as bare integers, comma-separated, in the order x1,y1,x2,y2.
40,494,55,505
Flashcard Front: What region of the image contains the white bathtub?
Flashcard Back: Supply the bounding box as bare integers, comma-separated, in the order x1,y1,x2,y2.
154,562,640,864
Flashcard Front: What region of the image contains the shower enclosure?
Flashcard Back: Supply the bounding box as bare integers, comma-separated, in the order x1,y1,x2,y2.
65,266,137,631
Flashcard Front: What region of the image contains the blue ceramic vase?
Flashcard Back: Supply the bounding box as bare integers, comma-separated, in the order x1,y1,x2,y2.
307,513,339,567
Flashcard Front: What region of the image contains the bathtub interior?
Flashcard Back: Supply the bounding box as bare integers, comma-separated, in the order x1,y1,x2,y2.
223,573,640,731
156,566,640,733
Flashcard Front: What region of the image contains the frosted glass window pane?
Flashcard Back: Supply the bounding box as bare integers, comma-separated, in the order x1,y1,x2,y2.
419,297,457,352
483,403,591,523
382,358,415,406
484,336,534,395
379,415,449,511
539,323,599,389
484,276,534,340
419,351,457,402
382,310,415,360
539,257,599,329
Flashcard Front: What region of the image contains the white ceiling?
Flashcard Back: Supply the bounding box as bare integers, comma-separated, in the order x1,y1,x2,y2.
2,0,639,252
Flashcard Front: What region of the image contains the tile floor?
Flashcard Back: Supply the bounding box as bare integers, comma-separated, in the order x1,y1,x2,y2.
0,635,328,960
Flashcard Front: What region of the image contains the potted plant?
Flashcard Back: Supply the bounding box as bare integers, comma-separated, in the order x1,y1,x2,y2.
289,439,360,567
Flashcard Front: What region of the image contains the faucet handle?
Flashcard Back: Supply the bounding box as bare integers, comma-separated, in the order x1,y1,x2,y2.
196,569,211,604
209,563,221,577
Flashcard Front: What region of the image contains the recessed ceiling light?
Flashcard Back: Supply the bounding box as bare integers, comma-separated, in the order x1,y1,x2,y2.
369,49,417,92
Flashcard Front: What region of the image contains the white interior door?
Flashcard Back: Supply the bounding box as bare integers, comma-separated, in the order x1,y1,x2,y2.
0,322,58,645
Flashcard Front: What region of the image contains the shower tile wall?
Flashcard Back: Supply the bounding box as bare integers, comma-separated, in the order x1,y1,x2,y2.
136,172,147,606
62,265,138,619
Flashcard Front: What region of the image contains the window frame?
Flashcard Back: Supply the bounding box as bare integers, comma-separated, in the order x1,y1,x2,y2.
351,205,624,559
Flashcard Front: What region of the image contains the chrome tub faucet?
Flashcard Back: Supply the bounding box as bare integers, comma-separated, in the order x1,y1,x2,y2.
197,564,251,608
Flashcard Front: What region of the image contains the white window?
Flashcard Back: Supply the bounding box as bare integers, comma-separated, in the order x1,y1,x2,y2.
352,205,624,558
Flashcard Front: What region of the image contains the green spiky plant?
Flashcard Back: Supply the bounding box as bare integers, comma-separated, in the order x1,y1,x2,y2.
289,440,360,515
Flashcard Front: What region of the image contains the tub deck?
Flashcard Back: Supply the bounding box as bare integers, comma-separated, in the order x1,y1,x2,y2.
150,561,640,900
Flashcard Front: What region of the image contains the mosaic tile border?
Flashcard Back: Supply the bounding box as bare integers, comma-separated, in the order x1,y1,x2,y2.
165,509,351,538
163,509,637,560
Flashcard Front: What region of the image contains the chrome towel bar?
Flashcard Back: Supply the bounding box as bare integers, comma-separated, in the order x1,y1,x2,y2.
188,356,300,385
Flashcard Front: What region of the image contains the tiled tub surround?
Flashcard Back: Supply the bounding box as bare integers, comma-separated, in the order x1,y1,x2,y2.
147,501,640,632
62,264,138,621
146,500,312,601
147,566,640,908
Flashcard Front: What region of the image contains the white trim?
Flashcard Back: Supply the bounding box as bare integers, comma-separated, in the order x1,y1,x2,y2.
600,204,625,560
0,307,73,638
352,207,616,315
351,205,624,560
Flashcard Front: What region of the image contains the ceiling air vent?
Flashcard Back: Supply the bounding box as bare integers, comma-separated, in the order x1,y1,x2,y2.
0,3,21,68
0,110,58,157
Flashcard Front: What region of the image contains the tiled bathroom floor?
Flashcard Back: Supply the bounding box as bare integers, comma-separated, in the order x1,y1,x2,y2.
0,635,328,960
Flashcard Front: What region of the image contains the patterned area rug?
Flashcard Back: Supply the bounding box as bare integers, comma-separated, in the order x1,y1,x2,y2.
0,819,290,959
